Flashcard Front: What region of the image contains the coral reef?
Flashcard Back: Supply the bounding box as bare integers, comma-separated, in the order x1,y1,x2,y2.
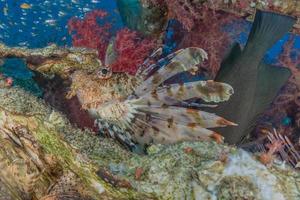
148,0,299,163
0,43,102,79
0,86,299,199
0,87,148,200
164,0,300,33
147,0,300,77
178,7,243,76
148,1,247,76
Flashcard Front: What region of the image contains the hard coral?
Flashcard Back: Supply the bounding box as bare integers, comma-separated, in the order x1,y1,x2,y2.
68,10,158,75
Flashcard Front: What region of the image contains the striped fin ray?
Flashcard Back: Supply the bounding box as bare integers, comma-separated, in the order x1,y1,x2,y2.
132,80,233,107
134,47,208,96
131,116,225,145
135,47,163,76
136,48,182,79
122,99,236,145
136,105,237,128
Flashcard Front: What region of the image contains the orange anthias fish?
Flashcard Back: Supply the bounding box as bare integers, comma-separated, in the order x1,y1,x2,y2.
20,3,32,9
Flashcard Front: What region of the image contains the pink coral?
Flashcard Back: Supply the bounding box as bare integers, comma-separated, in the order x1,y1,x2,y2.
68,10,158,75
178,7,242,76
148,1,244,76
111,28,157,75
164,0,200,31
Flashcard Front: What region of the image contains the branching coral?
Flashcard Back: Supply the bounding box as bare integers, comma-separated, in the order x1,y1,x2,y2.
68,10,159,75
270,36,300,126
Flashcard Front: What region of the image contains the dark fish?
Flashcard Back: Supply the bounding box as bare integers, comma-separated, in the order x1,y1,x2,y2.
212,10,296,144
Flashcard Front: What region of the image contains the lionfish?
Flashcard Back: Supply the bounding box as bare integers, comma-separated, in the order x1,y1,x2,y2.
68,42,236,151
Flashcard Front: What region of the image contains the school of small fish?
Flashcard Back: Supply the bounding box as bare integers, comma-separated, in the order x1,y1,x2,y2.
0,0,112,47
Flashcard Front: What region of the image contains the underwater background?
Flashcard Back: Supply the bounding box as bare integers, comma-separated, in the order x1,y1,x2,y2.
0,1,300,199
0,0,300,164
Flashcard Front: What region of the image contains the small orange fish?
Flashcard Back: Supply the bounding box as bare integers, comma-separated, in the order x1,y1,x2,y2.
20,3,31,9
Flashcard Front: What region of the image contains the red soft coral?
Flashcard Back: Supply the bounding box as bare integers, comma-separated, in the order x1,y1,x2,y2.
111,28,157,75
68,10,112,61
178,7,243,77
68,10,158,74
148,1,244,76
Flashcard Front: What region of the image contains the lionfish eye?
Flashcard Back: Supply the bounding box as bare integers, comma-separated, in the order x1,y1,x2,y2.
101,68,108,75
97,67,112,79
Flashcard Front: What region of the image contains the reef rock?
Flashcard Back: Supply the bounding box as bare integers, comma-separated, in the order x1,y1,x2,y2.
0,85,299,199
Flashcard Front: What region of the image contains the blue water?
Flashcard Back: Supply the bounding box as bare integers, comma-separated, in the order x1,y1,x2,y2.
0,0,123,48
0,0,300,96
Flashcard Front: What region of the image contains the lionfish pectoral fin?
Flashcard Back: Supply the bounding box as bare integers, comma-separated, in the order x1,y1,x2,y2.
129,112,226,145
134,47,208,96
133,80,234,107
136,105,237,128
103,47,235,148
129,96,236,145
